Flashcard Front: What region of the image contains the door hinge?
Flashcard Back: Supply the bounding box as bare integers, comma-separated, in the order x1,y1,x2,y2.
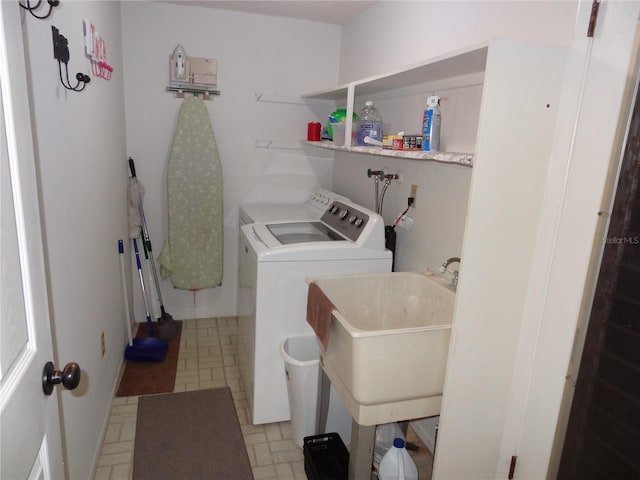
508,455,517,479
587,0,601,38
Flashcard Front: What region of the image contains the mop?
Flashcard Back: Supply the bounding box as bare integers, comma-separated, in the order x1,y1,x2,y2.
127,157,180,340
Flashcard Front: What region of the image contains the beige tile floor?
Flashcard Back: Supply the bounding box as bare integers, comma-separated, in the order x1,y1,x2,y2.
94,317,432,479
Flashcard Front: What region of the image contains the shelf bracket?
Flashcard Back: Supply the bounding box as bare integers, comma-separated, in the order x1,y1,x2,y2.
254,93,307,105
254,93,332,106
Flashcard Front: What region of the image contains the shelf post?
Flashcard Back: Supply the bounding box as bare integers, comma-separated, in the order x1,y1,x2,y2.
345,83,356,148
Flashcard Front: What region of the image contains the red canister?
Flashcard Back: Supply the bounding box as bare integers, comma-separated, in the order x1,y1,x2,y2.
307,122,321,141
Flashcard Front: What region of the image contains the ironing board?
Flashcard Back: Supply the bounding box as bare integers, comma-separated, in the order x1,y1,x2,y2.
159,96,223,290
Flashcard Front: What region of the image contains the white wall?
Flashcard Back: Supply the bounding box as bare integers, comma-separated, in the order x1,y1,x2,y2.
120,2,341,320
22,2,128,478
339,1,577,84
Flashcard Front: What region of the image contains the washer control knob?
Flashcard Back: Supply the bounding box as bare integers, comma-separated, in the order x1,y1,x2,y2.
349,215,358,224
354,218,364,228
330,205,339,214
339,209,349,220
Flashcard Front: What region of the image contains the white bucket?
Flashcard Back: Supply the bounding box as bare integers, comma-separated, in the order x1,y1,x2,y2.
281,335,352,448
281,335,321,448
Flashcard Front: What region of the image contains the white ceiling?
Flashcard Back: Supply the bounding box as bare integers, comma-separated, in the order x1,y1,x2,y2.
170,1,377,25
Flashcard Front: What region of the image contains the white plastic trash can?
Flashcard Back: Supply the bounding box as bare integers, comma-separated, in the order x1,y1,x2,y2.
281,335,352,448
281,335,321,448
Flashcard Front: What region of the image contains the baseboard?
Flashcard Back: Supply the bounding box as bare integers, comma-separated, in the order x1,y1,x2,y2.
134,308,237,321
88,354,125,479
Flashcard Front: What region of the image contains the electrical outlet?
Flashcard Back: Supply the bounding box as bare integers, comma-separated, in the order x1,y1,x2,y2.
410,184,418,208
100,331,105,356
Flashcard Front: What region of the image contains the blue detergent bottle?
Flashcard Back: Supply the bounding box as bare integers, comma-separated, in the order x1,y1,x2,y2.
422,95,441,151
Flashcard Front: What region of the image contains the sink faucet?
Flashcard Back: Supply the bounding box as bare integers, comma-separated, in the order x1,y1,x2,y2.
439,257,460,289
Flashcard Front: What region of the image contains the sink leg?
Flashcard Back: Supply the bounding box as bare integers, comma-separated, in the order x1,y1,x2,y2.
316,368,331,434
348,420,375,480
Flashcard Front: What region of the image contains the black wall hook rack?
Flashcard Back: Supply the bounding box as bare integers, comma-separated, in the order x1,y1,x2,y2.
52,26,90,92
20,0,60,20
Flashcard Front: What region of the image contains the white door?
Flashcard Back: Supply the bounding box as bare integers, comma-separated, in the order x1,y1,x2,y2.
0,3,74,479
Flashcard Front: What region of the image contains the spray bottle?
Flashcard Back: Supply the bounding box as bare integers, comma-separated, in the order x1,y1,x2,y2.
421,96,441,152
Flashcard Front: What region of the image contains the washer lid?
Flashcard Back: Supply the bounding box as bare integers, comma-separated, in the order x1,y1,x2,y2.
267,222,346,244
240,203,315,224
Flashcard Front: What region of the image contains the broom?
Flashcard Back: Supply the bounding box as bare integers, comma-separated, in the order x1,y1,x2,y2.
127,157,179,340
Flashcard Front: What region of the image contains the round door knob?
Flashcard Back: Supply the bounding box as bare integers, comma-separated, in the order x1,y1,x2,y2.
42,361,81,396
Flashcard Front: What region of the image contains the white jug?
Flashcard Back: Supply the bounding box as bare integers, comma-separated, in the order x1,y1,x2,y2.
378,438,418,480
372,422,405,479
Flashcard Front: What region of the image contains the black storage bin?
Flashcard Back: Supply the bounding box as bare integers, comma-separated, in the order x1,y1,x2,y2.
303,433,349,480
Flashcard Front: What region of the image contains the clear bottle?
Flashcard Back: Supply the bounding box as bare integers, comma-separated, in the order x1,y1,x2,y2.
372,422,405,479
421,95,441,151
357,101,383,146
378,438,418,480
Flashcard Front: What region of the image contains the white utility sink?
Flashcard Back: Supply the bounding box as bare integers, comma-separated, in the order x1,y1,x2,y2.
308,272,455,425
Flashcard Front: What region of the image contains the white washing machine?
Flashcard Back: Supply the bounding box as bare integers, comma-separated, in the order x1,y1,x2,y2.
239,188,349,226
238,188,350,320
238,199,392,426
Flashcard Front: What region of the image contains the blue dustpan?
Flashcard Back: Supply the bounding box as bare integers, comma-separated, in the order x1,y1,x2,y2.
125,337,168,362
